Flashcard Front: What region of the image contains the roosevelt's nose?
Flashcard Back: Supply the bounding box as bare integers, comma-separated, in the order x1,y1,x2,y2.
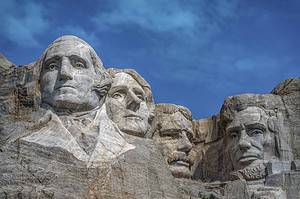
125,90,142,111
238,130,251,151
177,132,192,154
59,57,73,81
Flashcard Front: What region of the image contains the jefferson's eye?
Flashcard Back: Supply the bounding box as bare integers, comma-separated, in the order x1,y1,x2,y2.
46,63,58,71
75,61,85,69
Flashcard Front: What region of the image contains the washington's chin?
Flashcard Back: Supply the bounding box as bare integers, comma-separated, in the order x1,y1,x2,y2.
50,95,98,112
169,164,191,178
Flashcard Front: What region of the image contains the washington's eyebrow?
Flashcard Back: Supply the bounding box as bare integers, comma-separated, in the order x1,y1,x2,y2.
69,55,87,65
44,55,61,65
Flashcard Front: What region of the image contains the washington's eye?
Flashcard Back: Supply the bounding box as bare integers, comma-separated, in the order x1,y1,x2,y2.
46,63,58,71
249,129,264,136
75,61,85,69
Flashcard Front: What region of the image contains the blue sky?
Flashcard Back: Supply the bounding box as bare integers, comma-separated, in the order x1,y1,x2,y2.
0,0,299,119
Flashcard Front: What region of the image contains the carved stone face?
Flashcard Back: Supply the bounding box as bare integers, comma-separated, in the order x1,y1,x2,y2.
225,107,268,171
106,72,151,137
40,40,100,112
153,111,193,178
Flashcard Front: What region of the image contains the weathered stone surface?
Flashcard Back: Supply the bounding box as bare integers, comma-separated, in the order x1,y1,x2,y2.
224,180,250,199
0,35,299,199
266,160,291,175
272,78,300,160
192,116,223,181
265,171,300,199
0,54,16,116
176,178,223,199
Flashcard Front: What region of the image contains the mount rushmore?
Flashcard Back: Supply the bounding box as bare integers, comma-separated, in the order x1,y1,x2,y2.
0,35,299,198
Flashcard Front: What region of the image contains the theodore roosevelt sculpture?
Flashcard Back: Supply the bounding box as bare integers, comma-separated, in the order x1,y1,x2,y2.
152,103,194,178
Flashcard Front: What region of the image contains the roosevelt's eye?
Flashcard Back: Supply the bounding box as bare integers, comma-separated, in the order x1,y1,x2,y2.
248,129,264,136
160,130,180,139
45,63,58,71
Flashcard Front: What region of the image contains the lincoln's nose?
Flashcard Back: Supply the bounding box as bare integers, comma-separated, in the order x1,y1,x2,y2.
238,130,251,151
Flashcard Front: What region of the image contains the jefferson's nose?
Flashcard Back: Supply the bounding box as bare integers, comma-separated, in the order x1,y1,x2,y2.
59,57,73,81
238,130,251,151
126,90,142,111
177,132,192,154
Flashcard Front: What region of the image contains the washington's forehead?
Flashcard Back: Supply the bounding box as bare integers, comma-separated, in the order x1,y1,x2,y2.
112,73,142,89
45,42,91,59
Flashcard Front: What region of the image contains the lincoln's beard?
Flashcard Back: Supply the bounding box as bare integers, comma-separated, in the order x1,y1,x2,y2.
230,161,266,181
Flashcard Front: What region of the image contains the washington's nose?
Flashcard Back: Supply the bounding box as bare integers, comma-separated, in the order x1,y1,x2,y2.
177,132,192,154
59,57,73,81
126,90,142,111
238,131,251,151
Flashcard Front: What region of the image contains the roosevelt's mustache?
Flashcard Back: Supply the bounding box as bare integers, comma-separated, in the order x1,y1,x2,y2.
167,151,194,166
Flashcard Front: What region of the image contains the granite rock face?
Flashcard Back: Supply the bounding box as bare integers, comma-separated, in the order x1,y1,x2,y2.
0,36,299,199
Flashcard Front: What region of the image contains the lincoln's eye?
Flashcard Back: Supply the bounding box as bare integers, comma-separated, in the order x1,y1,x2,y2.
249,129,264,136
